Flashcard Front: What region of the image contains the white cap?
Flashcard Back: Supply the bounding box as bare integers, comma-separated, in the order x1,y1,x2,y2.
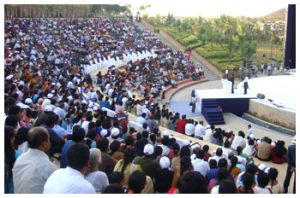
18,81,25,86
93,106,98,111
25,98,33,104
5,74,13,80
163,131,170,137
111,128,120,138
206,124,211,129
258,163,267,171
159,156,170,169
183,140,191,146
16,102,29,109
143,144,154,155
264,167,270,174
51,90,55,94
249,134,255,139
100,129,108,137
191,143,201,150
44,105,53,112
47,93,53,99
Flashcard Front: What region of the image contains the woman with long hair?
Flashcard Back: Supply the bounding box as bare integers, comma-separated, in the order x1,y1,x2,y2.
113,148,141,186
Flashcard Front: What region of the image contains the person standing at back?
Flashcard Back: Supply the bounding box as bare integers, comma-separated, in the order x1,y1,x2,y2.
13,127,57,193
190,90,196,113
283,137,296,193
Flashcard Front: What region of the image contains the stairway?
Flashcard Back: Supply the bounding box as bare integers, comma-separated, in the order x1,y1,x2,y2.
202,99,225,125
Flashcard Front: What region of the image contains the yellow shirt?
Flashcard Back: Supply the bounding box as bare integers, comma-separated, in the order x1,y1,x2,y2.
113,160,141,186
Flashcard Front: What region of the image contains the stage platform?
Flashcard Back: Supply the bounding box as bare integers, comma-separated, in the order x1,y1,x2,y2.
195,89,257,125
195,89,257,99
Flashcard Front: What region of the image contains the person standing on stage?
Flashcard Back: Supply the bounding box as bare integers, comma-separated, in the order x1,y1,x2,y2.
243,76,249,95
228,72,235,94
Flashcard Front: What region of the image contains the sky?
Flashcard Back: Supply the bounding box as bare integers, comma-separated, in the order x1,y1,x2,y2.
126,0,290,18
3,0,294,18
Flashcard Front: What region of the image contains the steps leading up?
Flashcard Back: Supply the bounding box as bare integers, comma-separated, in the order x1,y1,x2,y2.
202,99,225,125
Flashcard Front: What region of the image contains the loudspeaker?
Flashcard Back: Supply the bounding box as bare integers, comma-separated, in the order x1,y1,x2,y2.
257,93,265,99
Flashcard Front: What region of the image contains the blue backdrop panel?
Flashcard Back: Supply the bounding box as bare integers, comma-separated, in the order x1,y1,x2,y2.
216,98,250,117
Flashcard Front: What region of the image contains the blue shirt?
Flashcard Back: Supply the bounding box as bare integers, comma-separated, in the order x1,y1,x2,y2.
60,140,75,168
52,124,69,139
206,168,218,182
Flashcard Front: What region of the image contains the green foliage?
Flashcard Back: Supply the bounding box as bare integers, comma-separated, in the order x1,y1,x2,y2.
146,15,285,72
181,35,198,46
187,42,202,50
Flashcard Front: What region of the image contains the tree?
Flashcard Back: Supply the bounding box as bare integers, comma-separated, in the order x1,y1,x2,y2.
165,13,175,26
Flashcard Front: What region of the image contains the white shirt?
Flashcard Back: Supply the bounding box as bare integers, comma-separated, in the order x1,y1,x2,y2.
194,124,206,138
208,155,223,163
17,141,29,153
253,186,272,194
231,136,246,150
85,171,109,193
242,144,256,157
81,120,90,133
211,185,219,194
136,104,143,116
108,88,114,97
192,158,210,177
136,116,146,125
247,128,254,137
142,107,151,119
185,123,195,136
43,167,96,194
203,129,213,142
13,148,57,193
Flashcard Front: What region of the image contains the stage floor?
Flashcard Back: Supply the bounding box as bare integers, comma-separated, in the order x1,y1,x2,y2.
195,89,257,99
237,74,296,112
194,74,296,112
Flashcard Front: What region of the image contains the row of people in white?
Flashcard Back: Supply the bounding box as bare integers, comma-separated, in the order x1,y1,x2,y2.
82,49,157,74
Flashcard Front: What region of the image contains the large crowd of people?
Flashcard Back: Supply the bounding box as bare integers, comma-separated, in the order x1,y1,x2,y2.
4,16,295,194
